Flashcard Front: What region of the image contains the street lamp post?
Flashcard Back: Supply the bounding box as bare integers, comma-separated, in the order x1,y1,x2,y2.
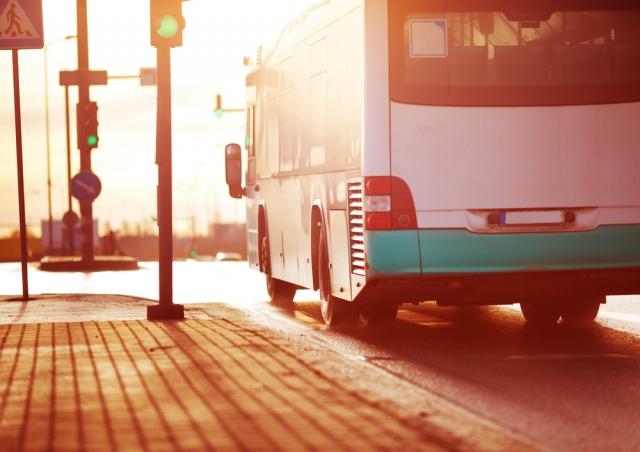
44,35,76,254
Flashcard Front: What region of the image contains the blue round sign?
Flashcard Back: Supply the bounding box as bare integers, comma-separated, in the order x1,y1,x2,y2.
71,171,102,202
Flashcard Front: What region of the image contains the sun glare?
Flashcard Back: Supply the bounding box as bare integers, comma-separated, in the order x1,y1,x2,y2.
0,0,316,237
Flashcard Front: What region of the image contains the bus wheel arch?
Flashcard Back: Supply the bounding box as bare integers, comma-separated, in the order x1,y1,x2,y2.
316,216,358,326
258,205,267,273
258,205,296,305
311,205,323,291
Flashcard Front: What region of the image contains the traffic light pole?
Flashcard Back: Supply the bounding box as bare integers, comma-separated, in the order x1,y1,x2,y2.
76,0,94,264
147,43,184,320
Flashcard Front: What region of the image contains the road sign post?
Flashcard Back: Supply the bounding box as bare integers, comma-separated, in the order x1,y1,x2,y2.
1,0,45,301
10,50,29,300
75,0,98,265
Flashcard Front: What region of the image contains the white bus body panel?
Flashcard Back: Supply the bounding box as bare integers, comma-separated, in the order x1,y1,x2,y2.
362,0,390,177
248,0,366,298
391,101,640,228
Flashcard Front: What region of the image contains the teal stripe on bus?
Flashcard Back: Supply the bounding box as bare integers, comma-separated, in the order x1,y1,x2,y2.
367,230,421,276
366,226,640,276
419,225,640,273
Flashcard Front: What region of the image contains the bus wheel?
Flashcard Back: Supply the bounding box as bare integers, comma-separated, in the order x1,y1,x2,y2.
362,303,398,328
561,298,601,326
260,232,296,306
318,228,358,326
520,302,560,326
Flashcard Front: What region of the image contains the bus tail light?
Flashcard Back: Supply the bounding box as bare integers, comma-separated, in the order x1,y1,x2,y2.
364,195,391,212
364,176,417,230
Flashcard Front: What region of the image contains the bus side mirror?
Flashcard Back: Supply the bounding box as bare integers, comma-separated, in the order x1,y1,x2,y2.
225,143,244,199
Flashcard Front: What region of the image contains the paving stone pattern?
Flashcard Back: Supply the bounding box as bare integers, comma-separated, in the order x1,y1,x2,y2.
0,318,451,451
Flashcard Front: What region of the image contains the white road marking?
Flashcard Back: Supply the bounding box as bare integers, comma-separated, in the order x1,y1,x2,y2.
508,353,635,361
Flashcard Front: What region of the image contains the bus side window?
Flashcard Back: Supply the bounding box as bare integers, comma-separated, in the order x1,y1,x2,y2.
246,105,257,185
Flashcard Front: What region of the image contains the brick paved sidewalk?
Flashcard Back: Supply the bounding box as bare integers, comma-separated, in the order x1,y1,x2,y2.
0,296,528,451
0,318,443,450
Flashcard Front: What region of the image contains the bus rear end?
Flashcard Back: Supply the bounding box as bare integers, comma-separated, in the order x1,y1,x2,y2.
361,1,640,324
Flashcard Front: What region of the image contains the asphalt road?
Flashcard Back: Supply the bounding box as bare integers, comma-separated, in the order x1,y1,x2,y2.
1,261,639,451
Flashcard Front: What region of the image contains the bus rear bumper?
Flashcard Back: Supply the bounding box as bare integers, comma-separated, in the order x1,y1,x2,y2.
363,226,640,305
361,267,640,305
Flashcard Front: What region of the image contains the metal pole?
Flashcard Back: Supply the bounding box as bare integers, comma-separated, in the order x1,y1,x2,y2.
12,50,29,301
43,36,75,255
147,43,183,320
76,0,94,264
158,45,172,305
44,44,53,254
65,85,75,255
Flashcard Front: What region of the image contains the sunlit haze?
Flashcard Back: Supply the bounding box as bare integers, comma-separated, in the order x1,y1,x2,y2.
0,0,316,237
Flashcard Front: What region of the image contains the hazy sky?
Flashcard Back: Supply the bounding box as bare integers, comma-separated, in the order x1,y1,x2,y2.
0,0,315,237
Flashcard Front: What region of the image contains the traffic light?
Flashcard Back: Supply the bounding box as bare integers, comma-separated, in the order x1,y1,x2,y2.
85,102,99,148
77,101,99,150
150,0,185,48
215,94,223,118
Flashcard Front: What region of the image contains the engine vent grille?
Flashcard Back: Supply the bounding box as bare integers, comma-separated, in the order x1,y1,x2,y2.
348,178,365,276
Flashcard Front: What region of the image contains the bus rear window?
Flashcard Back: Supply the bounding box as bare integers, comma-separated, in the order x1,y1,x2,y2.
389,5,640,106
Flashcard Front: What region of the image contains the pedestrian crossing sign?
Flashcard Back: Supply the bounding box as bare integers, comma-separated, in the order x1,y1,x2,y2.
0,0,43,50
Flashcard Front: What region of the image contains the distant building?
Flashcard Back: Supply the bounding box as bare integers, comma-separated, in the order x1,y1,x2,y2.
41,220,99,253
208,223,246,257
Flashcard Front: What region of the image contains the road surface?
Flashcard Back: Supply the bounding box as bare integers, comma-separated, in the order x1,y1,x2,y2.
1,261,639,451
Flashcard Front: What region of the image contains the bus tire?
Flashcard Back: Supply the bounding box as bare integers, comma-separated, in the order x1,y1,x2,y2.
318,226,358,326
520,302,560,326
561,298,601,326
260,230,296,306
362,303,398,328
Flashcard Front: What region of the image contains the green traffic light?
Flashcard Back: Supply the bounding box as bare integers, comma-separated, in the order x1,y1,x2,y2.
157,14,179,38
87,135,98,146
215,108,223,118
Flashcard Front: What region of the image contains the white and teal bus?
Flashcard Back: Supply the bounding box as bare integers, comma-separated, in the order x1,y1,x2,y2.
225,0,640,327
